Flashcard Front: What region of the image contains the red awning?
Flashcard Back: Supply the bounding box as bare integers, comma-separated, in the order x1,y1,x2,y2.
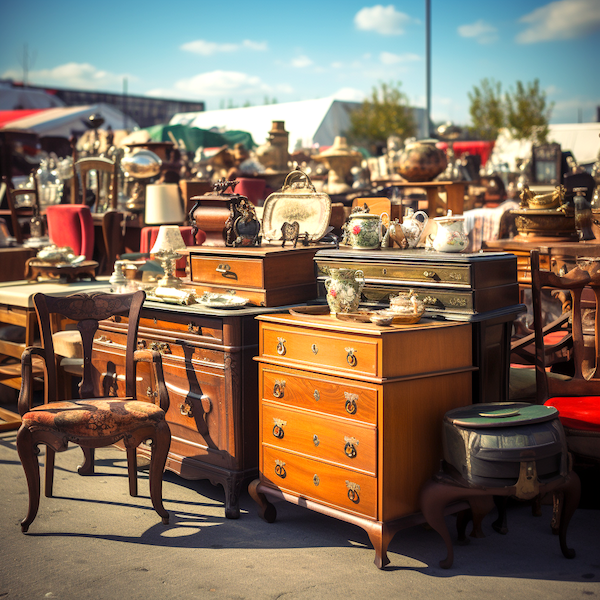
437,141,495,166
0,109,48,128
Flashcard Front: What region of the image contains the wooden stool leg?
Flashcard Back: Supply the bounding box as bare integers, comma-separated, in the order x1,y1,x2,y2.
77,447,95,475
149,421,170,524
44,447,55,497
127,447,138,497
557,471,580,559
16,426,41,533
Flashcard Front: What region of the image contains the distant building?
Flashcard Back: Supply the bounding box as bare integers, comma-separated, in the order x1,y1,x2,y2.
1,81,205,128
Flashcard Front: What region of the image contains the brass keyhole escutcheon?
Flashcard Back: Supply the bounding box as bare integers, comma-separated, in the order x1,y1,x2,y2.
344,392,358,415
345,347,357,367
180,401,193,417
313,434,320,447
276,337,286,356
311,343,319,355
273,380,286,398
313,474,320,486
274,461,286,479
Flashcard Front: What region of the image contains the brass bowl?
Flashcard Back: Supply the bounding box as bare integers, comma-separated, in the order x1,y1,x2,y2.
511,209,577,239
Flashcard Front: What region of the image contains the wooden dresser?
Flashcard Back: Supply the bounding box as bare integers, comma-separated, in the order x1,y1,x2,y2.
249,312,475,568
92,301,281,519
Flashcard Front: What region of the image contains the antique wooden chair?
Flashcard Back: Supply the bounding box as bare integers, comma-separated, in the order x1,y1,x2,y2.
72,156,118,212
16,290,171,533
531,249,600,464
2,175,40,244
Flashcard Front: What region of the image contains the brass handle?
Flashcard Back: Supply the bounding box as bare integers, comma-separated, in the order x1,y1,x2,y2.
313,389,320,402
313,434,320,447
311,343,319,355
180,401,193,417
272,419,286,439
344,392,358,415
344,437,359,458
345,347,357,367
423,270,436,278
274,460,286,478
346,481,361,504
146,387,157,399
159,342,171,354
313,474,320,486
137,339,146,350
276,337,286,356
216,263,231,274
96,335,109,343
187,323,200,334
150,341,159,351
273,380,286,398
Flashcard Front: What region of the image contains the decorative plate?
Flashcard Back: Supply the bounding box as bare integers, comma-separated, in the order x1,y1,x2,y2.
196,292,250,308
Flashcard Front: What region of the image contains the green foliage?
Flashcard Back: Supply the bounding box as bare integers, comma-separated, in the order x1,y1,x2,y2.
347,82,416,152
467,78,552,143
467,78,504,140
505,79,552,143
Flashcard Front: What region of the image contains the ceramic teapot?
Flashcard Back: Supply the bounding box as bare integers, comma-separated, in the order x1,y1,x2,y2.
343,212,383,249
430,210,468,252
324,268,365,315
400,208,429,248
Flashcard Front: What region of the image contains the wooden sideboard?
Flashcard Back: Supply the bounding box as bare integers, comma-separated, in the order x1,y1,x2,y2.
92,301,286,519
249,312,475,568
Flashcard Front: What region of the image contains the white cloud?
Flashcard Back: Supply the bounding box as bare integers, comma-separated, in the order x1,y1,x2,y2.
6,62,134,90
379,51,420,65
181,39,267,55
354,5,413,36
457,20,499,44
517,0,600,43
291,55,313,68
332,87,366,102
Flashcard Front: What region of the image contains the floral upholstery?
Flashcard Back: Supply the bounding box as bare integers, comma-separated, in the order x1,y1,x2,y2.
22,399,165,438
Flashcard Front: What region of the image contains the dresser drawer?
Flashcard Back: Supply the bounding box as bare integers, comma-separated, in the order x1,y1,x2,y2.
262,402,377,475
191,255,265,288
261,445,377,518
260,322,379,378
260,364,378,425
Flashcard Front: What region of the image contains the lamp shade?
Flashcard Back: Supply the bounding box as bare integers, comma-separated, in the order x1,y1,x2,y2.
150,225,187,255
145,183,185,225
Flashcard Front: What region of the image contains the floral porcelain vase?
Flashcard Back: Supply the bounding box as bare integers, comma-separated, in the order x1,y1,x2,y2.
343,213,382,249
324,268,365,315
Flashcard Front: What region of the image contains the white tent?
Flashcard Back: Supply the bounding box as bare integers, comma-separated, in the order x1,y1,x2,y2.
0,104,138,137
170,97,428,152
0,83,65,110
547,122,600,165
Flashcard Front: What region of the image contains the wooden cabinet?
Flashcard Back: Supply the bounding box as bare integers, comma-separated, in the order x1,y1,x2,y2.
92,302,267,518
249,313,475,568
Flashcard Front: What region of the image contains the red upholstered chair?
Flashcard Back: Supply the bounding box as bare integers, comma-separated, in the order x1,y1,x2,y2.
16,290,171,532
45,204,95,260
140,225,206,277
531,250,600,464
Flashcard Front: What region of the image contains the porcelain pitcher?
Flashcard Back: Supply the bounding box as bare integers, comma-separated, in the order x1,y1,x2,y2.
400,208,429,248
324,268,365,315
430,210,468,252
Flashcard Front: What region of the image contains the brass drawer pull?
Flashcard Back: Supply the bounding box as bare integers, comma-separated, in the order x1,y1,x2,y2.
313,389,320,402
150,341,171,354
344,436,359,458
146,387,157,399
311,343,318,355
137,339,146,350
273,380,286,398
276,337,286,356
274,460,286,478
96,335,109,343
344,392,358,415
345,347,357,367
180,401,193,417
313,434,320,447
313,474,320,486
216,263,231,274
272,418,286,439
423,296,440,306
187,323,200,334
346,481,361,504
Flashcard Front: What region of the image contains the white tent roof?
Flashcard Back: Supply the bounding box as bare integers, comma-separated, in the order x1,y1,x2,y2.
547,122,600,165
0,103,138,137
0,83,66,110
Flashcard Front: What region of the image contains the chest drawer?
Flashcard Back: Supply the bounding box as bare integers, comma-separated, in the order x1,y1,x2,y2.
261,445,377,518
260,322,379,378
262,402,377,475
190,255,265,288
260,364,377,425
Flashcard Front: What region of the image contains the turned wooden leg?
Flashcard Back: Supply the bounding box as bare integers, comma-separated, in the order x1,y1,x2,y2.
44,447,56,498
224,475,243,520
149,422,170,525
468,496,494,538
365,522,395,569
551,491,563,535
248,479,276,523
16,426,40,533
77,447,95,475
127,447,138,497
556,471,580,559
492,496,509,534
456,509,472,545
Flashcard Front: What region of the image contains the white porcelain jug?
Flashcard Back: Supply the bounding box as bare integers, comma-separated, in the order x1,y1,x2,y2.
430,210,468,252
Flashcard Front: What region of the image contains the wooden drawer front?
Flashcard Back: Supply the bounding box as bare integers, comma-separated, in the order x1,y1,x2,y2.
316,259,472,287
261,364,377,425
260,323,379,377
261,445,377,518
191,255,264,288
262,402,377,475
139,311,224,346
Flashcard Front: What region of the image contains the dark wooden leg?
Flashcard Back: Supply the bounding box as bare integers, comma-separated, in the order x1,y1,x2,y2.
551,491,562,535
365,522,394,569
77,447,95,475
224,474,243,520
456,509,472,545
16,426,40,533
44,447,55,498
492,496,509,534
556,471,580,559
126,447,138,497
248,479,276,523
532,494,543,517
468,495,494,538
149,422,170,525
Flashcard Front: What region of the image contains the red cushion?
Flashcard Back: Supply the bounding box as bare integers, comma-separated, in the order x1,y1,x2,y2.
545,396,600,432
22,399,165,437
45,205,95,260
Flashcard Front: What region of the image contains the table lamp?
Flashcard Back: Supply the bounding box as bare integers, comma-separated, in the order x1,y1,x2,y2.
150,225,187,289
145,183,185,225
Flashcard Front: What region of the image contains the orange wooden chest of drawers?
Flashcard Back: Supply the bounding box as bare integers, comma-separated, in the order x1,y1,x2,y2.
249,312,476,568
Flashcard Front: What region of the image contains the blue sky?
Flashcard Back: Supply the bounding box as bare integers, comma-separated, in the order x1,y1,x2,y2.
1,0,599,126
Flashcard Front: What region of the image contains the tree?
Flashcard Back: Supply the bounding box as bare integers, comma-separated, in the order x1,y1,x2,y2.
505,79,552,143
347,81,416,154
467,78,504,140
